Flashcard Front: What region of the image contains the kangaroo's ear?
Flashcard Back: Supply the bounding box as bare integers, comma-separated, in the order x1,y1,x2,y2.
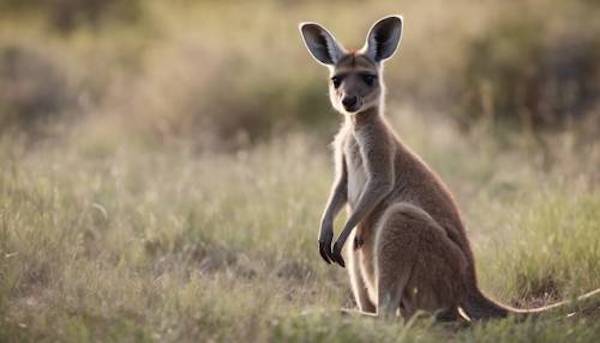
299,22,345,66
363,15,403,62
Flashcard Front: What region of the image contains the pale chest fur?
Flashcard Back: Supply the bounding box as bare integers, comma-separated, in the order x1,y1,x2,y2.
335,126,369,210
345,137,368,209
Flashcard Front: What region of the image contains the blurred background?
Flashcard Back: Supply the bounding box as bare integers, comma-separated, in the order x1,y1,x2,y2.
2,0,599,150
2,1,600,341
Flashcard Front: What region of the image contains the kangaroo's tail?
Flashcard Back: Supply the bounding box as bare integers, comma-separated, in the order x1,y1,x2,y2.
462,286,600,321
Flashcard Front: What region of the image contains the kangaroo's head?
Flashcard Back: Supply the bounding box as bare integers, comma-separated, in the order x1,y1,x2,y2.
299,15,403,115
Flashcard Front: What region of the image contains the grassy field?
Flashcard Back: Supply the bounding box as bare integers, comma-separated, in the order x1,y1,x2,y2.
2,110,600,342
1,0,600,342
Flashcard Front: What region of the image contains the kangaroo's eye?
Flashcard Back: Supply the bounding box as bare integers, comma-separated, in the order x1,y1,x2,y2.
331,76,342,89
362,74,377,86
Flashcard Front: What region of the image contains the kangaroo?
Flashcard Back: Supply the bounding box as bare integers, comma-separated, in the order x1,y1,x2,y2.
299,15,600,321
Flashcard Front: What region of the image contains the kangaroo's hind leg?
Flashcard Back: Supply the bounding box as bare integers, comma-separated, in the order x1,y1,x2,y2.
375,205,420,319
375,203,468,321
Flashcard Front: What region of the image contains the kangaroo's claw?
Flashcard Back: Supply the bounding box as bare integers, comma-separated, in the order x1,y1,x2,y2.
331,241,345,268
318,240,332,264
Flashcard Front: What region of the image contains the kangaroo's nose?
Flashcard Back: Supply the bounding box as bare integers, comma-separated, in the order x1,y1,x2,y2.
342,96,359,111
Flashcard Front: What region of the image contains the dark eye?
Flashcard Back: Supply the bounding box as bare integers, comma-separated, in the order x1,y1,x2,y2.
331,76,342,89
362,74,377,86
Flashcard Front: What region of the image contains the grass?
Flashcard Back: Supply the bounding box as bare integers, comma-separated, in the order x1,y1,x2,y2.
1,109,600,342
1,0,600,341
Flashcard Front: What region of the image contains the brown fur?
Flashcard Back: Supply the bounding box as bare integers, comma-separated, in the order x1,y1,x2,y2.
300,15,600,321
333,106,471,320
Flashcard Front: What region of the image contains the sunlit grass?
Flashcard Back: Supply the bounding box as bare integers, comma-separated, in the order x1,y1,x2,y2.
1,109,600,341
1,0,600,341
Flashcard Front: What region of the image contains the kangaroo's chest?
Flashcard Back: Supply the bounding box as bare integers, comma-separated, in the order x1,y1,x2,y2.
343,136,368,209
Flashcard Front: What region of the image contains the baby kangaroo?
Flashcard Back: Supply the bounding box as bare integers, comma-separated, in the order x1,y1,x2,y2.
299,15,600,321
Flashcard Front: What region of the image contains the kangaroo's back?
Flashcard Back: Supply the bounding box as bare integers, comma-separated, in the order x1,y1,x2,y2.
390,134,475,261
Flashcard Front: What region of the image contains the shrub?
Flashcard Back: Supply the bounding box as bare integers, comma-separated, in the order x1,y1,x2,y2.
0,43,75,135
0,0,144,33
461,14,600,131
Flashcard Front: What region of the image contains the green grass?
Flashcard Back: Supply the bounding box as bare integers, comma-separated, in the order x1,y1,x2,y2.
1,110,600,342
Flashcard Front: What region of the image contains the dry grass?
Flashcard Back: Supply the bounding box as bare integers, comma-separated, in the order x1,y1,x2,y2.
1,0,600,341
2,108,600,341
